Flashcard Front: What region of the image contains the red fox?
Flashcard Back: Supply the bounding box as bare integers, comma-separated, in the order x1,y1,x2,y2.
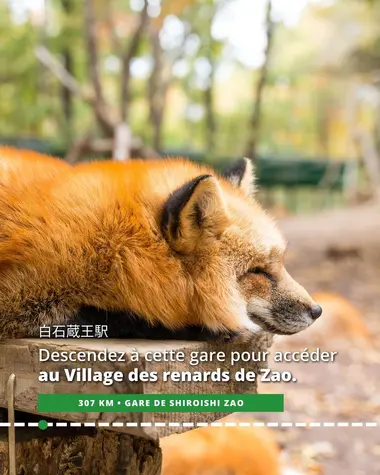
0,153,321,339
161,423,281,475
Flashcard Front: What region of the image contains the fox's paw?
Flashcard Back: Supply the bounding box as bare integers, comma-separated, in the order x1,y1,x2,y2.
220,319,263,344
219,331,239,343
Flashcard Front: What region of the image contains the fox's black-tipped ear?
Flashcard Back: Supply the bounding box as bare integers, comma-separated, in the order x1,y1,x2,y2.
222,157,255,196
161,175,230,254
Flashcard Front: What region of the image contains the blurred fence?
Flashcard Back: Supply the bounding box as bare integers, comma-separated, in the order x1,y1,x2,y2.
0,137,359,215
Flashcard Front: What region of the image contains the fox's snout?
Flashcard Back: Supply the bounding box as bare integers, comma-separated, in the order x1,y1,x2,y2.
246,269,323,335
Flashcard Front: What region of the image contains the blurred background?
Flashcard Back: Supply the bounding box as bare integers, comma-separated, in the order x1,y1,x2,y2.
1,1,379,474
1,0,380,213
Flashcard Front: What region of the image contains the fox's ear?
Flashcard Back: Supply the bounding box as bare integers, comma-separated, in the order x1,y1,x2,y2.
222,157,255,196
161,174,230,253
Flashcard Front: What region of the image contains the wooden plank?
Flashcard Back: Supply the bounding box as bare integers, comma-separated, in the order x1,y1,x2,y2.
0,334,272,438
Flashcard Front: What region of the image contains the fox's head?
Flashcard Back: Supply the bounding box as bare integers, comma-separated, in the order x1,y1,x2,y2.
160,158,322,337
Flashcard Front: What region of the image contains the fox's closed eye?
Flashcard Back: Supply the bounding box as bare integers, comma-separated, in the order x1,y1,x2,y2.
247,267,266,274
247,267,275,281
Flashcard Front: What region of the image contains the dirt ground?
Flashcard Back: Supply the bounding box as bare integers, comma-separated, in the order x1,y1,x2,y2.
243,202,380,475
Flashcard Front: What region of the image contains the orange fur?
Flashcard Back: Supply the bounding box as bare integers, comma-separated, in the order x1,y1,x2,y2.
0,153,317,339
161,424,281,475
0,146,70,190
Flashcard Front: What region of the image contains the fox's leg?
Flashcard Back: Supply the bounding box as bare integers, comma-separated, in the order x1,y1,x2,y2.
211,317,263,343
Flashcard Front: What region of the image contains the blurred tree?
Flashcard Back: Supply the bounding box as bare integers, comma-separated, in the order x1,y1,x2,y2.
146,0,224,154
61,0,75,138
341,0,380,199
0,3,47,136
195,1,223,156
182,0,224,156
147,10,191,151
245,0,275,162
36,0,158,161
2,0,379,170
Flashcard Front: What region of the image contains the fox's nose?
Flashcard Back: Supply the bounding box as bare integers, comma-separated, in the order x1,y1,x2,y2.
310,304,322,320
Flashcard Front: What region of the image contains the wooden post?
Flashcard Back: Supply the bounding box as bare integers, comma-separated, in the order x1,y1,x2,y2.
113,123,132,161
0,420,162,475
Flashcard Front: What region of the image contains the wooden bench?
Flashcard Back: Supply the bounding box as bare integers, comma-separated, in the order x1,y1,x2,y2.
0,333,272,474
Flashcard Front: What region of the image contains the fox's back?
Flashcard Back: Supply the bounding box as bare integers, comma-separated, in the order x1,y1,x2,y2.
0,147,70,190
0,147,71,266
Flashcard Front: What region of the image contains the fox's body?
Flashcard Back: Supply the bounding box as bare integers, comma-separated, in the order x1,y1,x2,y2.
0,150,320,339
161,424,281,475
0,147,70,190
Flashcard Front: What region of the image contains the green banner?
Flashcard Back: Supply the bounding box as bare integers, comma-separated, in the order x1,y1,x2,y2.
38,394,284,413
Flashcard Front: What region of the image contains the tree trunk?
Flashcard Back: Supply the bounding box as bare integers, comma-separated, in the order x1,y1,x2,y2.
373,104,380,157
148,31,165,152
84,0,115,136
120,1,149,122
356,131,380,200
148,25,191,152
62,50,73,124
245,0,275,162
61,0,74,140
349,89,380,202
204,57,216,155
316,96,330,156
0,426,161,475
